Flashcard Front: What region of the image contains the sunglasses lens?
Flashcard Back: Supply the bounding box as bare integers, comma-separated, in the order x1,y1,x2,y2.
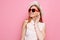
32,9,35,12
29,9,31,12
29,9,35,12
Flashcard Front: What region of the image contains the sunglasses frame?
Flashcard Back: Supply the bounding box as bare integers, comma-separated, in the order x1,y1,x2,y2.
29,8,40,12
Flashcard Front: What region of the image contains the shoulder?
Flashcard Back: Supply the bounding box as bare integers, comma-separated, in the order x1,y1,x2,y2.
23,19,28,28
23,19,28,27
24,19,29,23
38,22,46,28
38,22,45,26
24,19,28,23
38,22,46,30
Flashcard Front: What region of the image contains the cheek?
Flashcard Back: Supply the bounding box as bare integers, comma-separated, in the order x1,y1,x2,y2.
29,13,34,17
34,13,39,16
36,12,40,15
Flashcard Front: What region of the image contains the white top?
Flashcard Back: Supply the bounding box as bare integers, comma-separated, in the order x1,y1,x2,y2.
25,19,45,40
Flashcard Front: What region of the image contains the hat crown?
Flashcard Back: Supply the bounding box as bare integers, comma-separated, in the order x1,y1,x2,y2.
29,1,40,9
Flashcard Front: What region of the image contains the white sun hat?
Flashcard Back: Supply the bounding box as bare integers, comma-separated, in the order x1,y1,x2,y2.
28,1,44,15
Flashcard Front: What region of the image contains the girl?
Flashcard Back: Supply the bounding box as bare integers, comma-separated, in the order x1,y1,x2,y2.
21,1,46,40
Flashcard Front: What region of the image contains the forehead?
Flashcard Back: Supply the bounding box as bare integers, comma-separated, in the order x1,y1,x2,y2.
31,6,38,9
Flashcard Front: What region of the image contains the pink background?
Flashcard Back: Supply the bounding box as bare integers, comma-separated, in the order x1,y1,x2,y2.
0,0,60,40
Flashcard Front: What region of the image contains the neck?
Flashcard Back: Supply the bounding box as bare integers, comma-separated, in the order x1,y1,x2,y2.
32,15,40,23
32,17,36,22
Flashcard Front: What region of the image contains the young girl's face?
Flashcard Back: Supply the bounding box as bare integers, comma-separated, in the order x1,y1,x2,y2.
29,6,40,18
